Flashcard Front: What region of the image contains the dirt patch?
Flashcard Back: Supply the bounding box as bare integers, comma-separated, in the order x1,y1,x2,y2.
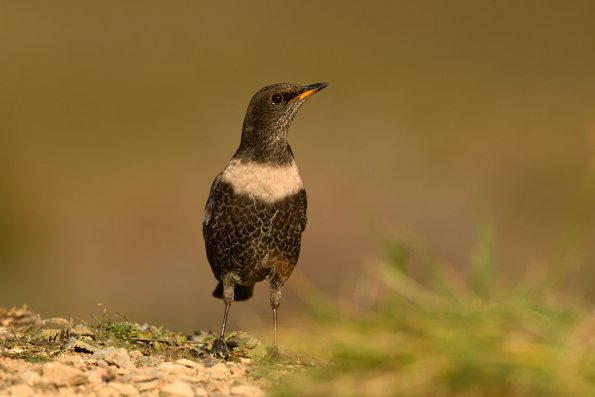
0,306,312,397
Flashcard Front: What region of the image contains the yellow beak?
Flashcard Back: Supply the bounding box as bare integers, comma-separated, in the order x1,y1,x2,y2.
291,83,328,102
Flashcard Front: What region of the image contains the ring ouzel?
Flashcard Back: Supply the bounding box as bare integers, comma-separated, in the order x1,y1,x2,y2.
202,82,327,357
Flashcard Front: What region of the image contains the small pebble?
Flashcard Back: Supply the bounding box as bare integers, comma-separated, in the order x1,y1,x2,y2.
157,362,195,376
135,379,162,392
230,384,265,397
42,362,86,387
175,358,204,370
207,362,229,379
108,381,139,396
19,370,41,386
230,365,246,378
105,348,135,369
7,384,35,397
161,381,194,397
194,387,208,397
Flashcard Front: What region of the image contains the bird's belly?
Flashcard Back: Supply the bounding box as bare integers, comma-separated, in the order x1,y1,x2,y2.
229,201,303,281
205,182,304,283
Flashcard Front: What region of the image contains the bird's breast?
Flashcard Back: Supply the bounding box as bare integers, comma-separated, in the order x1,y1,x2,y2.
221,159,303,203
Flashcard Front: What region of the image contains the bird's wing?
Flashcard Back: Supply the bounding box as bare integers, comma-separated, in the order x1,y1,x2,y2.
203,172,223,233
298,189,308,232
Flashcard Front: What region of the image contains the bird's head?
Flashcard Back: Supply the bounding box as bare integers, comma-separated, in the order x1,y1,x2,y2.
239,82,327,162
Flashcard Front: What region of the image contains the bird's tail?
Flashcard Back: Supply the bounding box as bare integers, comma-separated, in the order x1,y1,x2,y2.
212,282,254,301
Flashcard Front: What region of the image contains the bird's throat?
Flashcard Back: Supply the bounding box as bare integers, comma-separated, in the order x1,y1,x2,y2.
236,129,293,165
221,158,303,203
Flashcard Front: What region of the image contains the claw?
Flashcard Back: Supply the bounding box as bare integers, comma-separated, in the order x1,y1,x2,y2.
212,338,230,359
266,345,280,362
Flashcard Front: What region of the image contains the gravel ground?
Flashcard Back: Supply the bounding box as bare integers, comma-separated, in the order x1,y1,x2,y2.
0,351,263,397
0,306,299,397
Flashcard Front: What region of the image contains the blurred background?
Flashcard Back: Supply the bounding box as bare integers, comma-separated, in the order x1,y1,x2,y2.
1,1,594,335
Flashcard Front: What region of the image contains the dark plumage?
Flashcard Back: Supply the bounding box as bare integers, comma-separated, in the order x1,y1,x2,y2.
202,82,327,357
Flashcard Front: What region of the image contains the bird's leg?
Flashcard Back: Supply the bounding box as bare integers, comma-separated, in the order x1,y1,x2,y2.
213,276,234,358
273,306,278,349
218,303,230,340
268,280,283,360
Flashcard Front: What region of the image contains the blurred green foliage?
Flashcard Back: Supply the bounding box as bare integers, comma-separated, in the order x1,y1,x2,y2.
271,231,595,397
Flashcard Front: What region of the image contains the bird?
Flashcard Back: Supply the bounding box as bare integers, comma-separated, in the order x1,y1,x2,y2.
202,82,327,358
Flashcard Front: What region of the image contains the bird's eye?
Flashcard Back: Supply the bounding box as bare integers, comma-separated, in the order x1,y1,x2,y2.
271,94,283,104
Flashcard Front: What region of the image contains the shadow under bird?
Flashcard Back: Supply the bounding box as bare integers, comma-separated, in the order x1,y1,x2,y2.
203,82,327,357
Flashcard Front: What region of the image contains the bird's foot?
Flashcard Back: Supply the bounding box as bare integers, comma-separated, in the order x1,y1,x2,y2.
211,338,230,359
265,345,280,362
